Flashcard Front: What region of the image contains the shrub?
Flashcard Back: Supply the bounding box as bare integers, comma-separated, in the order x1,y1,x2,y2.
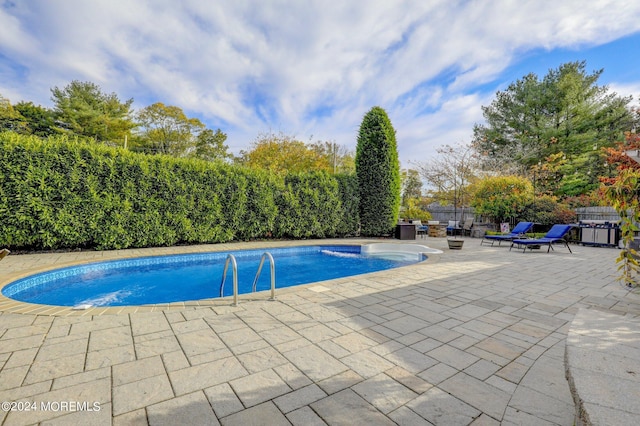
274,172,342,238
334,173,360,236
355,107,400,236
517,195,577,225
0,132,359,250
471,175,533,224
402,198,432,222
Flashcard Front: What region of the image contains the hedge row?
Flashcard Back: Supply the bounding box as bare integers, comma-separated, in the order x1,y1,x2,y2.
0,132,359,250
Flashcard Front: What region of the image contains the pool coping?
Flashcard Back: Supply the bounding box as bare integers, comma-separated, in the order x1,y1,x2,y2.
0,239,442,317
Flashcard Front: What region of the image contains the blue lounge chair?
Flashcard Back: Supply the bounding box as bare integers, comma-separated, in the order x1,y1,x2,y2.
481,222,534,246
510,224,573,253
416,224,429,239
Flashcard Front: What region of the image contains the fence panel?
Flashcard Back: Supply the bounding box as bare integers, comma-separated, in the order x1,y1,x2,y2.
575,207,620,222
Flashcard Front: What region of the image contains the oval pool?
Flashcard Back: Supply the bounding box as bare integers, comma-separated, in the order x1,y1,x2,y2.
2,244,440,308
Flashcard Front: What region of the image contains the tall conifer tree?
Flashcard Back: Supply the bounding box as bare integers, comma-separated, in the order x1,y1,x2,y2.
355,106,400,236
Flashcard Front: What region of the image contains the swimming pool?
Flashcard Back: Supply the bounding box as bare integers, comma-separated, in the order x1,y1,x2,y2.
2,244,440,308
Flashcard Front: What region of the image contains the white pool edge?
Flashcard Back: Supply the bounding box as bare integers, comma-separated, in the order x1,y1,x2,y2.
361,242,444,256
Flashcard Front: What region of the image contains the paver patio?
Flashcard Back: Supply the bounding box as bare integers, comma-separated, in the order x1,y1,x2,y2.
0,237,638,425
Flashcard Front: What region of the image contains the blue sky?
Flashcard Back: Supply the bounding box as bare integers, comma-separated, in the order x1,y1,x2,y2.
1,0,640,165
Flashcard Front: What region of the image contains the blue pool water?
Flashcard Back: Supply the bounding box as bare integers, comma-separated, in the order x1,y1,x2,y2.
2,245,424,307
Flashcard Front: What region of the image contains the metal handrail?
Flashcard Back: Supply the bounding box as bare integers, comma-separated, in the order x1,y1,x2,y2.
219,254,239,306
251,252,276,301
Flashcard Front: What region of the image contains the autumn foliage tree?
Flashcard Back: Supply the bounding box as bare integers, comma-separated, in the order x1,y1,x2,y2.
601,128,640,287
601,131,640,185
237,133,355,175
238,132,330,174
603,168,640,287
309,140,355,174
471,175,534,225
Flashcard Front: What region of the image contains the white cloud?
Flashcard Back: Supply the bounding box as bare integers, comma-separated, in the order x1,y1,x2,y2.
609,83,640,100
2,0,640,163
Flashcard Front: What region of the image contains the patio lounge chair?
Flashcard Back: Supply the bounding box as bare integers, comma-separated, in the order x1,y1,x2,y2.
414,221,429,239
0,248,9,261
461,218,474,236
446,220,461,236
510,224,573,253
480,222,534,246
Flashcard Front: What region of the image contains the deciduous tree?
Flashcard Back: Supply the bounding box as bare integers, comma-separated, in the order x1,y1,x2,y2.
135,102,205,156
14,101,58,137
400,169,422,207
309,140,355,174
192,128,231,162
603,168,640,287
238,132,330,174
0,95,27,133
414,143,479,217
601,130,640,185
470,175,533,224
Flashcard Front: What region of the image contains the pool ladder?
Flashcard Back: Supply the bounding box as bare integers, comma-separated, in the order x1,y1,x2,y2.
219,252,276,306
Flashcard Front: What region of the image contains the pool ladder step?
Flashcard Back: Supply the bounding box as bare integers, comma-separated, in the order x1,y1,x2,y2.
219,252,276,306
252,252,276,301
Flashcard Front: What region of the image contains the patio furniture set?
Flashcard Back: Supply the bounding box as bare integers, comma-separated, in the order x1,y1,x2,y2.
481,222,574,253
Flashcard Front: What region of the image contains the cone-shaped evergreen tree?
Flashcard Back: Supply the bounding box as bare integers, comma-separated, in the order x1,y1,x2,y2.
355,106,400,236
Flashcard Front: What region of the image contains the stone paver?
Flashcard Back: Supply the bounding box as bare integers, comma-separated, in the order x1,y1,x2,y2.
112,374,173,416
146,391,218,426
352,373,417,414
230,369,291,408
220,401,289,426
311,389,396,426
406,386,481,424
0,237,639,424
566,308,640,425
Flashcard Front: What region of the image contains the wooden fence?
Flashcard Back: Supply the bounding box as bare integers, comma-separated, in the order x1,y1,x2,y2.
424,205,476,224
423,205,624,225
574,207,621,222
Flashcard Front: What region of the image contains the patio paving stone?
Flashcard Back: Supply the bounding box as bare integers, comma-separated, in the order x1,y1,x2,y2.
272,383,327,414
146,391,217,426
219,401,289,426
168,356,247,396
341,349,395,378
283,344,348,382
439,371,510,420
0,237,638,424
352,373,418,414
112,356,164,387
85,345,136,370
406,386,481,425
285,405,327,426
204,383,244,418
311,388,396,426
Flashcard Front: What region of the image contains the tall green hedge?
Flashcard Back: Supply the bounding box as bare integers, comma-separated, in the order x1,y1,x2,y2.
334,173,360,236
355,107,400,236
0,132,359,250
